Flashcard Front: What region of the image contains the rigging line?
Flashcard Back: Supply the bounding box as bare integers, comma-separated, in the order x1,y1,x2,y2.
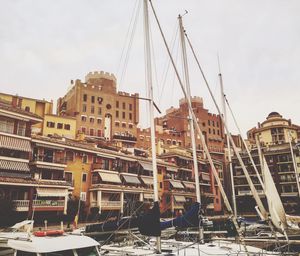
119,0,141,90
158,22,180,106
148,1,248,252
184,31,268,217
99,201,146,247
224,95,265,190
116,0,139,78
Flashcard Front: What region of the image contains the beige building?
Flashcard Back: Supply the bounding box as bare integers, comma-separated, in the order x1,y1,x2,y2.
0,92,53,134
247,112,299,146
57,71,139,147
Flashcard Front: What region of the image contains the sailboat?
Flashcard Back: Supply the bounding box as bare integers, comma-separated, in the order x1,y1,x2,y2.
100,1,293,255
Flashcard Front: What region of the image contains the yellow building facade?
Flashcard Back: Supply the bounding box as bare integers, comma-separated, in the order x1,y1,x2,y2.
43,114,77,139
0,92,53,134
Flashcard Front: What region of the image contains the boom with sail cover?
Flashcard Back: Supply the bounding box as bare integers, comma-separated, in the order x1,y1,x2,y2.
160,202,200,230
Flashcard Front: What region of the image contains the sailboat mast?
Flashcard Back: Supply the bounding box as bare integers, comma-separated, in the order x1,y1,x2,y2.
143,0,161,253
219,72,237,217
288,131,300,197
178,15,201,205
178,14,204,243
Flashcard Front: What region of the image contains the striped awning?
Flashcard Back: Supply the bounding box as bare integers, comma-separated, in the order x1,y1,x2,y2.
0,171,31,178
0,135,31,152
183,181,195,189
98,171,122,184
167,166,178,172
36,187,68,197
36,164,65,171
174,195,186,203
121,174,140,184
139,161,153,171
202,173,210,181
169,180,184,189
140,176,153,185
0,160,30,172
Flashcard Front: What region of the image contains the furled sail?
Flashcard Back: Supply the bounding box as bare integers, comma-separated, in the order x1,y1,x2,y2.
138,201,161,236
160,202,200,230
263,157,288,231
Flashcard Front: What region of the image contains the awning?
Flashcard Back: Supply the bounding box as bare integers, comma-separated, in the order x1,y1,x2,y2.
36,188,68,197
169,180,184,189
36,164,65,171
140,176,153,185
167,166,178,172
144,193,154,199
98,171,122,183
202,173,210,181
0,135,31,152
121,174,141,184
174,195,186,203
139,161,153,171
206,203,214,209
183,182,195,189
0,160,30,172
0,171,31,178
179,167,192,172
97,154,115,160
117,156,136,162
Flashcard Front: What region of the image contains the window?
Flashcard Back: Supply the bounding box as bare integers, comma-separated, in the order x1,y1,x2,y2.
65,172,73,182
90,117,94,123
122,102,126,109
213,129,215,135
66,151,74,161
97,129,102,137
0,117,14,134
25,106,30,112
98,107,102,115
46,121,55,128
83,94,87,102
116,101,119,108
80,192,86,201
90,128,94,136
129,104,132,111
82,104,87,112
116,111,119,118
91,96,95,103
97,97,103,104
82,154,88,163
129,124,133,129
115,122,120,127
82,173,87,182
57,123,63,129
217,130,220,135
208,120,210,126
81,127,86,134
122,112,125,119
208,128,211,134
212,121,215,127
129,113,132,120
122,123,126,128
97,118,102,124
81,116,87,122
64,124,71,130
91,106,95,114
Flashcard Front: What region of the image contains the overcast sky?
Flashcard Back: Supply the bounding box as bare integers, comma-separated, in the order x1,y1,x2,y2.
0,0,299,136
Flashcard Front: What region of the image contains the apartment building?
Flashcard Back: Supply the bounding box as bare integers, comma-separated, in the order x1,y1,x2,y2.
57,71,139,147
232,112,300,216
0,92,53,135
137,97,224,160
0,99,72,222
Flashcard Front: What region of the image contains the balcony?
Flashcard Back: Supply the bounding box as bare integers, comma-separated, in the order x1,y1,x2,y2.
90,201,122,209
33,155,66,165
13,200,65,211
113,135,137,143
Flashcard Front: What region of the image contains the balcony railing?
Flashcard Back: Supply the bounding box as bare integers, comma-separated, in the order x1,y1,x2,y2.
33,155,66,165
90,201,122,209
113,135,137,142
13,200,65,211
